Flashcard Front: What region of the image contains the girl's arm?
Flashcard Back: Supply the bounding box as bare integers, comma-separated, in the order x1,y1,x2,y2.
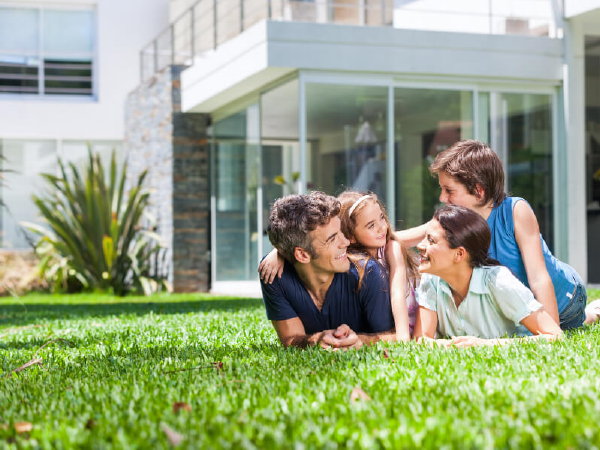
258,248,285,284
385,239,410,341
393,221,430,248
513,200,560,324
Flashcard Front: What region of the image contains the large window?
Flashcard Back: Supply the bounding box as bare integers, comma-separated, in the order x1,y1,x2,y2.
394,88,473,228
306,83,388,200
212,106,260,281
500,93,554,250
0,5,95,96
209,76,557,285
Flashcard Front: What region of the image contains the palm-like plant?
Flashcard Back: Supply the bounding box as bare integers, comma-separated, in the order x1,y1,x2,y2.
24,151,168,295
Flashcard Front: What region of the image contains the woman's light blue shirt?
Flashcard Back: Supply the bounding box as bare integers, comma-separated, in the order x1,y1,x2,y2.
417,266,542,339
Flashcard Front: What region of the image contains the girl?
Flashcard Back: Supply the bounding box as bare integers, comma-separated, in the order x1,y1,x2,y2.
399,140,600,330
259,191,419,341
414,205,563,347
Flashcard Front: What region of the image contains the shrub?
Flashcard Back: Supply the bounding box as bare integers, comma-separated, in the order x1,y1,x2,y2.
0,250,47,296
23,151,169,296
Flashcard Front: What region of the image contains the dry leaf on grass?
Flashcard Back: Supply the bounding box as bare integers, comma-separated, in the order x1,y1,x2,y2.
14,422,33,433
350,387,371,402
172,402,192,413
161,423,184,447
382,349,389,359
3,358,43,378
85,419,96,430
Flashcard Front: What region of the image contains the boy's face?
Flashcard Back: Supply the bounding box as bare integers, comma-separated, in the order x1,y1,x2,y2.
438,172,482,211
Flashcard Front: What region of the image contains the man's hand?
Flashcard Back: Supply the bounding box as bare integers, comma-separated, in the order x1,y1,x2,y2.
319,324,363,350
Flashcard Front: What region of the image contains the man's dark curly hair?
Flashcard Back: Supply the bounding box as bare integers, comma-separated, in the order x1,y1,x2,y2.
267,192,341,263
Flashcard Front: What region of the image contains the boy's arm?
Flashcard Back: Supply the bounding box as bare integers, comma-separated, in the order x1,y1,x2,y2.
513,201,560,324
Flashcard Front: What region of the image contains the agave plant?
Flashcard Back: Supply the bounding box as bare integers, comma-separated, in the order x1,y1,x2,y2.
23,151,169,295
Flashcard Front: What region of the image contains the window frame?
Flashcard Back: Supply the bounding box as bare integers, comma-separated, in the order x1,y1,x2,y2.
0,3,97,99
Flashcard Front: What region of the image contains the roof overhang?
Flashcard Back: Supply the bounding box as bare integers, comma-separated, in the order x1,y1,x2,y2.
181,20,563,113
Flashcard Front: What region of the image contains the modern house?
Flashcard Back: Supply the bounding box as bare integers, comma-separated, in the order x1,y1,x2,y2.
3,1,600,297
124,0,600,296
0,0,170,247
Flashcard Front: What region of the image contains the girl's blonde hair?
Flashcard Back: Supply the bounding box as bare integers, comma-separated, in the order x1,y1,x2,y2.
337,190,419,289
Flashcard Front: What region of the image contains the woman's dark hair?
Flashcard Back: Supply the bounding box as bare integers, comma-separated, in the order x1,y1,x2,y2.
433,205,500,268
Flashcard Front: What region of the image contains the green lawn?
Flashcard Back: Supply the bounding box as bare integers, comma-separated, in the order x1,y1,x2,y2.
1,292,600,448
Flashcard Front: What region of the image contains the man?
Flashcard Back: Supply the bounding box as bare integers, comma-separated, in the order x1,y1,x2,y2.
261,191,395,349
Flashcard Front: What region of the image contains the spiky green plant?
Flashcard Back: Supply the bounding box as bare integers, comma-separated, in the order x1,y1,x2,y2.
23,151,168,296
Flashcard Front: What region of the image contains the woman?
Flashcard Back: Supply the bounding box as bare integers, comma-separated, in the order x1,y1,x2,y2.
413,205,562,347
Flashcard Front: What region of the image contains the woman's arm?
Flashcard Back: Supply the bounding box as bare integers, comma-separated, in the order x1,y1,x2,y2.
393,221,430,248
258,248,285,284
385,240,411,341
450,309,562,348
413,306,438,340
513,201,560,323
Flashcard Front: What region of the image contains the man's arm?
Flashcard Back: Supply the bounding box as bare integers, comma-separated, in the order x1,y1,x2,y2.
272,318,363,349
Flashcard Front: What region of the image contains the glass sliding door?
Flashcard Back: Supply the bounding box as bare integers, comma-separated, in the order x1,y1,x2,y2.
393,88,473,229
212,105,260,281
586,36,600,283
211,79,299,284
260,78,300,256
305,83,388,201
495,93,554,250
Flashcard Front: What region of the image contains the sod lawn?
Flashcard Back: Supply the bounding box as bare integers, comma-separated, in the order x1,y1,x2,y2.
1,291,600,448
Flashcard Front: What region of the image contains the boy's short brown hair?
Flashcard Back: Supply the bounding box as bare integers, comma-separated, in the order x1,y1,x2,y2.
429,139,506,206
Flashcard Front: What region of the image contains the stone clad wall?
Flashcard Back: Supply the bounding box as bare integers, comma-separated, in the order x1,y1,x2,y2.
125,65,210,292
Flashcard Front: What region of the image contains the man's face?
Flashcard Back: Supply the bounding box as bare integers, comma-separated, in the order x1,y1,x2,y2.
306,216,350,274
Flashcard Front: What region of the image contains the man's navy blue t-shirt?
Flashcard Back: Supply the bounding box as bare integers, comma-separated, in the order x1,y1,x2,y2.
260,259,394,334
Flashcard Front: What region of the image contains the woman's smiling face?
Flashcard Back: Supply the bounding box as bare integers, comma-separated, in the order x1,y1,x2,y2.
417,219,457,276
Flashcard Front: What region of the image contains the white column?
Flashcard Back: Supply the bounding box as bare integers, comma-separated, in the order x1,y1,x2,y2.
562,19,587,280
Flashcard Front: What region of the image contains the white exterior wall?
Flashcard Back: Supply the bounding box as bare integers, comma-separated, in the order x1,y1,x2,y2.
0,0,170,141
181,20,563,113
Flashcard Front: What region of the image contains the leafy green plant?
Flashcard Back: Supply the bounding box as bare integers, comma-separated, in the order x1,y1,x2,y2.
23,151,168,296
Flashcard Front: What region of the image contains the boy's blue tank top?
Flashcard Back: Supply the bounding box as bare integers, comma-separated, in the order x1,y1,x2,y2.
486,197,580,314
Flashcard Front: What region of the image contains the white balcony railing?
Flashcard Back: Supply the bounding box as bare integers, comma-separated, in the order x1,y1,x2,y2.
140,0,559,82
140,0,394,81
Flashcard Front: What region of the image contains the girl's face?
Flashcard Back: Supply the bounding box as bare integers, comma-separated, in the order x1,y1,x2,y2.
417,219,458,276
351,200,389,250
438,172,482,211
